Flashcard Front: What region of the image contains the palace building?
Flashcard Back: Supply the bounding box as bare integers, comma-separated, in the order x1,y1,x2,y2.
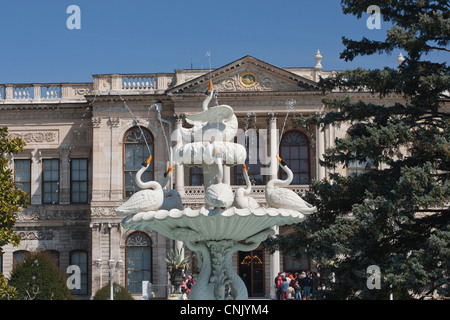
0,54,406,299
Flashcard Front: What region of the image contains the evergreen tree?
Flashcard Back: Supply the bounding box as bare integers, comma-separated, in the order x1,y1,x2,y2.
0,127,29,252
264,0,449,299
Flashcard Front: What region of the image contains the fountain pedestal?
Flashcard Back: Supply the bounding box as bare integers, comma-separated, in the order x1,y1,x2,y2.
173,227,274,300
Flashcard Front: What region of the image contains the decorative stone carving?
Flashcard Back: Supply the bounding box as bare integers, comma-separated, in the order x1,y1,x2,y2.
74,88,92,96
91,117,102,128
10,131,58,144
91,207,119,217
17,230,54,240
108,117,120,127
186,69,303,93
17,209,90,221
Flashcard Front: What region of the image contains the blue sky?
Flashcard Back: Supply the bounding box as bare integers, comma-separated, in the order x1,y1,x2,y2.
0,0,446,84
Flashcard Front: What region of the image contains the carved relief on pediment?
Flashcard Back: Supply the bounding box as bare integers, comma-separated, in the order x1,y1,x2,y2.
187,69,304,93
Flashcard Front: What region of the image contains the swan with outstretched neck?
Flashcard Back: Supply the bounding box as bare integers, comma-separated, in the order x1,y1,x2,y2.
116,156,165,215
265,155,317,214
233,164,259,210
179,81,238,144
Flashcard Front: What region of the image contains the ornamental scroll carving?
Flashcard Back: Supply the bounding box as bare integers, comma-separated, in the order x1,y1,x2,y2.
17,230,54,240
17,209,90,221
10,131,58,144
91,207,119,217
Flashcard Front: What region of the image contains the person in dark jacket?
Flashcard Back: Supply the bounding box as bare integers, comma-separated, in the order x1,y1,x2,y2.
303,272,313,299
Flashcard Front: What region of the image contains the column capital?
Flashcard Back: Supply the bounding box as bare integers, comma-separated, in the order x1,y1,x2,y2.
268,112,278,123
174,113,185,124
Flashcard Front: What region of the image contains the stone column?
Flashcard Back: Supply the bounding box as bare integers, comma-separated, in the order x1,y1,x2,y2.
268,113,278,180
59,148,71,204
269,226,280,299
31,150,42,205
223,166,231,185
174,114,185,261
268,113,281,299
108,117,121,201
174,114,185,194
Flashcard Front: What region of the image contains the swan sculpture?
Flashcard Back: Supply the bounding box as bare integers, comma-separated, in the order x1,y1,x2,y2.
180,81,238,144
205,148,234,209
160,166,184,211
233,164,259,210
265,155,317,214
116,156,164,215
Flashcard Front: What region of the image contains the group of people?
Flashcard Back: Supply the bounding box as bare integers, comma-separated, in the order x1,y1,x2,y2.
274,271,321,300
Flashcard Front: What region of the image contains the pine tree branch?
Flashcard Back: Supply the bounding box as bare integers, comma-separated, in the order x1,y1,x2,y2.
425,46,450,53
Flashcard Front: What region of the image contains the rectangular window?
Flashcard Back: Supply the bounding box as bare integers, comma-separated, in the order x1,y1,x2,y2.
70,250,88,295
42,159,59,204
71,159,88,203
14,159,31,201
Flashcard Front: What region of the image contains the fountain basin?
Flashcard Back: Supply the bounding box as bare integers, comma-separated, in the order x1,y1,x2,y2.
121,207,305,243
121,207,305,300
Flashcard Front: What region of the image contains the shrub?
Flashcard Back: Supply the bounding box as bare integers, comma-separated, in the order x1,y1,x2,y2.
8,251,73,300
93,283,134,300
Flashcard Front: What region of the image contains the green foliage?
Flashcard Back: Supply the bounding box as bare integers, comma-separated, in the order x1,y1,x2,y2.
8,251,73,300
165,247,191,272
0,273,17,300
92,283,134,300
264,0,449,299
0,127,29,252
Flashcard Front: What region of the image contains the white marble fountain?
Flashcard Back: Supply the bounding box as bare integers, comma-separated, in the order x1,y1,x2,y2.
118,82,316,300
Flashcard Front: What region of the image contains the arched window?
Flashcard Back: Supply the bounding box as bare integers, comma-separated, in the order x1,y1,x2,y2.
13,250,30,267
70,250,88,295
123,127,154,198
279,131,310,184
126,232,152,294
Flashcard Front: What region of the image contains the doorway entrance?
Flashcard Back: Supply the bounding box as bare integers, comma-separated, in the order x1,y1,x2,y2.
238,248,265,297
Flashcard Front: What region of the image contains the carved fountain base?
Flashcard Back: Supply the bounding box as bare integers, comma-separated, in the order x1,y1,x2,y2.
174,228,274,300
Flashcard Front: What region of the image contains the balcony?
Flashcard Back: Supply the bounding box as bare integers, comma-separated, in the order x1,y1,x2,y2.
0,83,93,104
0,73,175,104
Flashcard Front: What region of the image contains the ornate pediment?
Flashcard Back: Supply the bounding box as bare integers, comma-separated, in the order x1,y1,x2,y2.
168,56,319,94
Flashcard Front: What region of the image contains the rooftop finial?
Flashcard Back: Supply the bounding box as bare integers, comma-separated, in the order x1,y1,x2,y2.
315,50,323,70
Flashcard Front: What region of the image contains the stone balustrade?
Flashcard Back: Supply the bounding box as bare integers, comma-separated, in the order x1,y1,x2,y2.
92,73,174,94
0,73,175,104
181,185,311,206
0,83,93,104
